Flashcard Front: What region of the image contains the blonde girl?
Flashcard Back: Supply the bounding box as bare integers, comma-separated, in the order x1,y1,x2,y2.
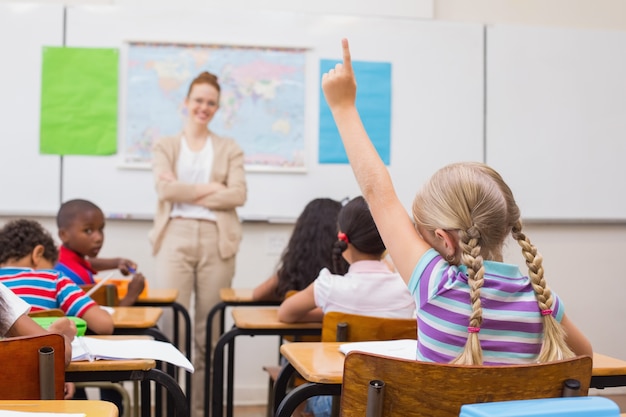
320,39,592,365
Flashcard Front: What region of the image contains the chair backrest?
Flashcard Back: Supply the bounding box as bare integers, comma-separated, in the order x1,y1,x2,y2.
321,311,417,342
340,352,593,417
79,283,120,306
0,333,66,400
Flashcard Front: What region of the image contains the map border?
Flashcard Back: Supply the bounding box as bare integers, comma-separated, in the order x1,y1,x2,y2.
118,40,308,173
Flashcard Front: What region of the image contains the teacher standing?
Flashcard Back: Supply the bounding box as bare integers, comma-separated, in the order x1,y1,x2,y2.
149,71,247,417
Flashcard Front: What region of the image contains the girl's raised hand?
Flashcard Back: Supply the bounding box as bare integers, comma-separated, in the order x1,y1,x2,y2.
322,38,357,111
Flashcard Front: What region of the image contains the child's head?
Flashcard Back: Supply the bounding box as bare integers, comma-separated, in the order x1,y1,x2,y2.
56,199,105,258
412,161,515,262
412,162,571,364
333,196,386,269
0,219,59,267
276,198,348,298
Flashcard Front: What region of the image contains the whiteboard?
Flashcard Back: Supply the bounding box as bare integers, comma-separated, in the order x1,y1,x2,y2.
61,5,484,220
486,25,626,221
0,3,63,215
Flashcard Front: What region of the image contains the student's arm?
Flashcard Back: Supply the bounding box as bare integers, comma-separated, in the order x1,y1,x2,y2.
64,382,76,400
6,316,75,367
81,305,115,335
560,314,593,358
277,283,320,323
56,275,114,335
118,273,146,306
6,314,52,338
88,257,137,275
321,39,429,282
252,274,281,302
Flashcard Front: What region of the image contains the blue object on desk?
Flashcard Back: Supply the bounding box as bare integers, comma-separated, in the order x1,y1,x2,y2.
459,396,620,417
33,316,87,336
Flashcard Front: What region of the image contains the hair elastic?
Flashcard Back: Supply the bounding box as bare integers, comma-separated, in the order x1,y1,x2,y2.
540,309,553,316
337,232,349,244
467,327,481,333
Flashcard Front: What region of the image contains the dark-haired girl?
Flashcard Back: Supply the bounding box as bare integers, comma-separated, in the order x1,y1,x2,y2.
277,196,415,323
252,198,349,302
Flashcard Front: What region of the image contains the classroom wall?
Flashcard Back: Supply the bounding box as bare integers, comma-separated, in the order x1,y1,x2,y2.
2,0,626,407
435,0,626,31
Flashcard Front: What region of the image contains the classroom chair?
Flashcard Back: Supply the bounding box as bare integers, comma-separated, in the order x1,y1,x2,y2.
321,311,417,343
79,283,120,306
24,305,132,417
322,312,417,416
339,352,593,417
269,312,418,416
0,333,66,400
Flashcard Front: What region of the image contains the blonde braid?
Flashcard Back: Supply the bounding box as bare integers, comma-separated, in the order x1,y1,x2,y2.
511,220,574,362
451,226,485,365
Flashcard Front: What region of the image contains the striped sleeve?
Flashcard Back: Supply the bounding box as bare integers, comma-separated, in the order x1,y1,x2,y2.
55,275,97,317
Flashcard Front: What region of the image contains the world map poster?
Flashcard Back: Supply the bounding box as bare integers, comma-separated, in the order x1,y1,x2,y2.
124,42,306,171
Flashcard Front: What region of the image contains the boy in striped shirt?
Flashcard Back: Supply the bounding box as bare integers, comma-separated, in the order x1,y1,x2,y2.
0,219,114,335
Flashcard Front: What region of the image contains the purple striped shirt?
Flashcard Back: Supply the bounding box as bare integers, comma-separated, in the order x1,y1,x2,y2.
408,249,563,365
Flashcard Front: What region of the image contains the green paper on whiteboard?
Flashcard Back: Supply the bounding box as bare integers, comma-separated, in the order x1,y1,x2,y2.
40,47,118,155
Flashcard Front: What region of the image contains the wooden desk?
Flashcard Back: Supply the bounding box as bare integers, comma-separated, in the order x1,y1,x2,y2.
111,306,162,329
137,288,179,304
207,307,321,417
0,400,118,417
135,288,192,411
207,287,282,338
110,305,183,417
274,343,626,417
206,288,280,345
134,289,189,349
204,288,281,417
592,353,626,388
108,306,172,348
67,356,188,417
220,288,255,303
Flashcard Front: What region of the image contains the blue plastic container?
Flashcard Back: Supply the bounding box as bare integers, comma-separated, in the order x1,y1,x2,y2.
459,396,620,417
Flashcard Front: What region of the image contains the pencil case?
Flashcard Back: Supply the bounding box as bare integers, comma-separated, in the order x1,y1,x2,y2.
93,277,149,299
32,316,87,337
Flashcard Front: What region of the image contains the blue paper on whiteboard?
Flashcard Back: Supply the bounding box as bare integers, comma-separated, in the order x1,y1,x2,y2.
318,60,391,165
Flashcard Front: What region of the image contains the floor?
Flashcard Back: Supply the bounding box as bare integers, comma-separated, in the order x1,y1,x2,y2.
233,405,267,417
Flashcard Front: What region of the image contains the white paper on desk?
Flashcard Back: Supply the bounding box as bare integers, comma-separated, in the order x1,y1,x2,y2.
0,412,84,417
339,339,418,361
100,306,114,315
71,336,194,372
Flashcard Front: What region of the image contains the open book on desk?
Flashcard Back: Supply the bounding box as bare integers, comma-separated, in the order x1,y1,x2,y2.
339,339,418,361
71,336,194,372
